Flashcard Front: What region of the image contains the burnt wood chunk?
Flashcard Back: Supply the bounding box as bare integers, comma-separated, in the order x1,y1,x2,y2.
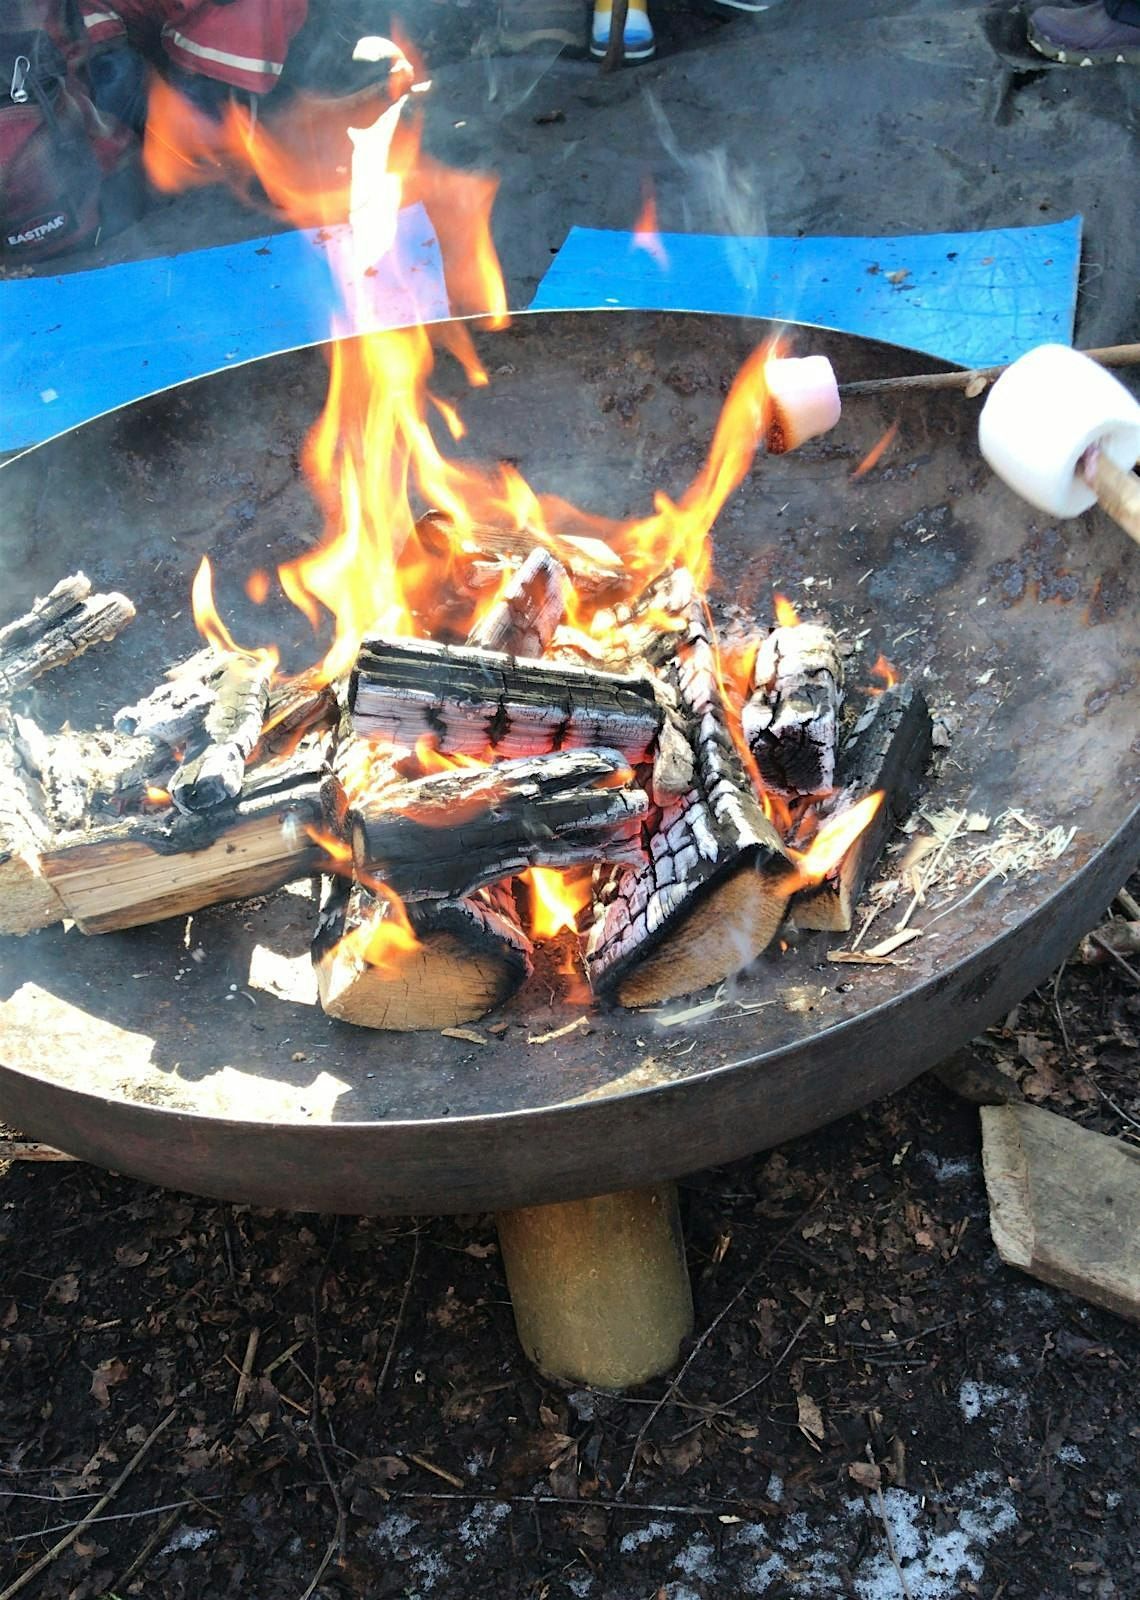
583,572,791,1006
790,683,933,932
12,715,170,830
0,721,65,935
314,878,533,1031
114,648,225,746
350,637,662,762
169,652,273,813
0,574,135,696
467,548,570,658
414,510,628,598
348,748,648,901
38,734,327,934
742,623,844,796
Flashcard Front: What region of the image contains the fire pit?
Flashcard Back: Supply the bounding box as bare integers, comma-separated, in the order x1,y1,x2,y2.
2,311,1137,1384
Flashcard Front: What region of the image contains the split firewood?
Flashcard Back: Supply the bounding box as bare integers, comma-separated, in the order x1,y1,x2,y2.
0,573,135,696
0,716,66,935
314,877,533,1031
38,732,328,934
346,748,648,901
982,1102,1140,1324
741,621,844,796
581,570,792,1006
413,509,628,598
466,548,570,657
791,683,934,932
350,636,662,762
169,650,273,813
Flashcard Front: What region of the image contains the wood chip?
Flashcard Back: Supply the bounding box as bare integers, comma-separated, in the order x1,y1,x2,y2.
527,1015,590,1045
866,928,924,958
440,1027,488,1046
827,950,909,966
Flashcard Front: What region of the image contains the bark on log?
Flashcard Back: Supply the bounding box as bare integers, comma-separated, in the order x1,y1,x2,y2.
350,636,662,763
0,719,65,936
581,570,792,1006
169,652,273,813
38,734,327,933
741,623,844,796
0,580,135,697
466,548,569,658
314,878,534,1031
790,683,933,932
348,748,648,901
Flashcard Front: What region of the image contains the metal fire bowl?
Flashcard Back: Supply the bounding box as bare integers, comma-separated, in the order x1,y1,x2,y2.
1,312,1137,1214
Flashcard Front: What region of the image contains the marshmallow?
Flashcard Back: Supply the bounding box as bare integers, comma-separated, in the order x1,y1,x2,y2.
765,355,842,453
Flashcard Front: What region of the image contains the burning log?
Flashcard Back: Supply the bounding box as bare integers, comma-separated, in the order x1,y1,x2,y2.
169,651,273,813
114,648,226,745
11,715,169,830
581,571,792,1006
466,548,569,657
0,573,135,696
347,748,648,901
742,621,844,797
414,510,628,598
314,878,533,1031
350,637,662,763
0,716,65,935
790,683,934,933
37,733,328,934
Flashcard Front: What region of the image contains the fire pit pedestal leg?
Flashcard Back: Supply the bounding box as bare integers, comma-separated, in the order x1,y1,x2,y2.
496,1183,693,1388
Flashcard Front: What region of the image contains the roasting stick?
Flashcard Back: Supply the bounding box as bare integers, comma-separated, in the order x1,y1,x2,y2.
978,345,1140,546
838,341,1140,398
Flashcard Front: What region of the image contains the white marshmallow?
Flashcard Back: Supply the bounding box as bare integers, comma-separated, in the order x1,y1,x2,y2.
978,344,1140,519
765,355,841,452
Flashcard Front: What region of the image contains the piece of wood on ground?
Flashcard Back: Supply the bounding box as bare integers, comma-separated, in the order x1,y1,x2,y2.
742,621,844,796
981,1101,1140,1324
580,569,791,1006
791,682,934,932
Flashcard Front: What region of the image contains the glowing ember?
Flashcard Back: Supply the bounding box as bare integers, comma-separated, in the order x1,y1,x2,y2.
868,653,899,693
851,421,899,481
144,785,171,806
773,593,800,628
783,792,884,891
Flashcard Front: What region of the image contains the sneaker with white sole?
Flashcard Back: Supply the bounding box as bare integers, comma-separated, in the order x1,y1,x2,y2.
1027,3,1140,64
590,0,656,60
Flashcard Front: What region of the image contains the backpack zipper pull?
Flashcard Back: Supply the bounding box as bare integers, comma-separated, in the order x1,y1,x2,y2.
10,55,30,105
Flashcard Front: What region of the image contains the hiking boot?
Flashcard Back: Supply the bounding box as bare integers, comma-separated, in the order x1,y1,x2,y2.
499,0,587,53
590,0,656,61
1027,3,1140,64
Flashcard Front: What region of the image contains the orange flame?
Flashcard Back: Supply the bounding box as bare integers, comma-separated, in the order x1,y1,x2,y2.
412,735,487,774
522,867,594,940
868,653,899,694
341,883,421,970
783,792,884,891
144,785,171,807
191,557,277,667
305,825,355,867
773,593,800,628
632,180,669,270
851,422,899,481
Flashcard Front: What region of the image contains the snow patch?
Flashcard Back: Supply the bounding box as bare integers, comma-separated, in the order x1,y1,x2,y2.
673,1536,716,1581
1055,1444,1086,1465
162,1526,216,1554
918,1151,976,1183
458,1499,512,1550
958,1379,1010,1421
620,1519,676,1553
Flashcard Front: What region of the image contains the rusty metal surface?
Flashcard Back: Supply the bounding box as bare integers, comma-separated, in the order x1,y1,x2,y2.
1,312,1137,1212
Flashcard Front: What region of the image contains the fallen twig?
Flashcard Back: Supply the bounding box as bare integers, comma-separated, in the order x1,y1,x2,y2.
1088,929,1140,988
0,1409,176,1600
232,1327,260,1415
378,1227,421,1394
407,1453,464,1489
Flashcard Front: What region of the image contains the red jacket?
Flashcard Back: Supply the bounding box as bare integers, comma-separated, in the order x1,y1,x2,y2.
78,0,308,95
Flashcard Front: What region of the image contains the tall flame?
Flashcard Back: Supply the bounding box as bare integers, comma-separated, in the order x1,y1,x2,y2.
632,180,668,270
522,867,594,940
868,653,899,694
783,792,884,891
773,592,800,628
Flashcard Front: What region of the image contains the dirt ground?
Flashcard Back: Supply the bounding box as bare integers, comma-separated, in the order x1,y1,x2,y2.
3,0,1140,1595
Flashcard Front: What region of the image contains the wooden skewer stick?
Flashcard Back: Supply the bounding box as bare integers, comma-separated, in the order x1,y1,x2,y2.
838,341,1140,398
1082,446,1140,545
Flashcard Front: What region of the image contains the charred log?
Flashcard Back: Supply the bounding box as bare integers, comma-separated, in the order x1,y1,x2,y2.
0,574,135,696
0,717,65,936
790,683,934,932
38,733,328,934
114,648,225,746
466,548,569,658
413,510,628,598
347,748,648,901
350,636,662,763
582,571,792,1006
314,878,533,1031
11,715,170,830
742,622,844,796
169,652,273,813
